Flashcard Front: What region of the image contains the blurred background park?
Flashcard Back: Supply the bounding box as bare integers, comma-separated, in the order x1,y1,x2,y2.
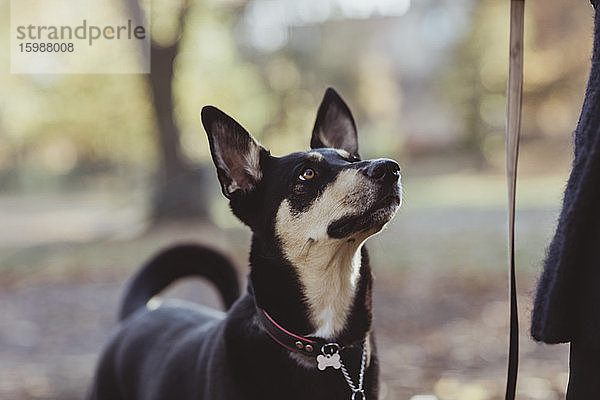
0,0,596,398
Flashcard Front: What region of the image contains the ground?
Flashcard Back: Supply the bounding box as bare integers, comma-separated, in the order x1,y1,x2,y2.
0,189,570,400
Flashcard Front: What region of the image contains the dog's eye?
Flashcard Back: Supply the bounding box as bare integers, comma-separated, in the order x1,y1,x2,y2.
299,168,316,181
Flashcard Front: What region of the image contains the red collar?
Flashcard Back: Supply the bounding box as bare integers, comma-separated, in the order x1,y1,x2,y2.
257,308,359,358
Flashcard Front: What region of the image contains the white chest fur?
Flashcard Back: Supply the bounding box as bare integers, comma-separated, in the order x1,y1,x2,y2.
275,195,367,337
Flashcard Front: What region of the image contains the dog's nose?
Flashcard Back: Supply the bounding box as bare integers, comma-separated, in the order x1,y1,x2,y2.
364,159,400,183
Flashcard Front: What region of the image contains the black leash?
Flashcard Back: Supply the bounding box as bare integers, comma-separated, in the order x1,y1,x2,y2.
505,1,524,399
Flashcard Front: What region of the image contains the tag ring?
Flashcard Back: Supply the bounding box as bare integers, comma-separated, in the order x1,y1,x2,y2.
321,342,340,355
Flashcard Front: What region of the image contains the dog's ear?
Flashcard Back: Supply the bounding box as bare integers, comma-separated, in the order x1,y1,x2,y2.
201,106,268,198
310,87,359,158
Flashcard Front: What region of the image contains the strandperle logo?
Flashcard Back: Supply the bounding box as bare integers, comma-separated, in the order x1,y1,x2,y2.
15,19,146,46
11,0,150,73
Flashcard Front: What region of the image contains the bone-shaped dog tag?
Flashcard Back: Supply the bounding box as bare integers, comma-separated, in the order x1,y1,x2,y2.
317,353,341,370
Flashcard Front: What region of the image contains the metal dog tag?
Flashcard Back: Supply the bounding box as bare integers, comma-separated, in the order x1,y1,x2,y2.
317,353,341,370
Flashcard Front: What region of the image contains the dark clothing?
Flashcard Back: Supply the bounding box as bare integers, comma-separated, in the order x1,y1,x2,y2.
566,340,600,398
532,1,600,345
532,1,600,398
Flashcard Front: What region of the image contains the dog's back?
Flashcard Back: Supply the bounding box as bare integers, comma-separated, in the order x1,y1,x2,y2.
88,244,242,400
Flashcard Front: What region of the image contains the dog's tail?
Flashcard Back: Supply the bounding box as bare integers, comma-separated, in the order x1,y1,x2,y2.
119,244,240,321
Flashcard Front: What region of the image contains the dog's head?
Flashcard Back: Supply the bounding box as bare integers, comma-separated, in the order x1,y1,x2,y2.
201,88,401,251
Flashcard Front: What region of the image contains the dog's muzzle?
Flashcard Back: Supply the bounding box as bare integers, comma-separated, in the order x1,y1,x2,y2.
327,159,401,239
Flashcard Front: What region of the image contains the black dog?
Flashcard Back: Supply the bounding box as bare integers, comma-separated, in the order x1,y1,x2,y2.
88,88,402,399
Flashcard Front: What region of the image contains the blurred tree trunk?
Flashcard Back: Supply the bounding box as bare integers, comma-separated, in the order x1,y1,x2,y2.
150,43,186,181
124,0,210,222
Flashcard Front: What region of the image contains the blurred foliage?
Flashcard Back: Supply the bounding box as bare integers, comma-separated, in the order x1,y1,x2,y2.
444,0,592,168
0,0,594,194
